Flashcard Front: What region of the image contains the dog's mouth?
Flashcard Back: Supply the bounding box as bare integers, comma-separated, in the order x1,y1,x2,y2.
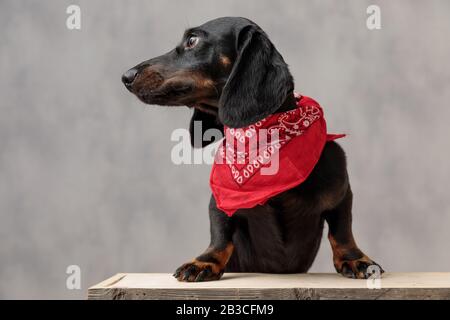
135,84,195,106
132,83,220,117
134,86,219,117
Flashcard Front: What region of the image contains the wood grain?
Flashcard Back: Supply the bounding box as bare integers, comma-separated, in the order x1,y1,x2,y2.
88,272,450,300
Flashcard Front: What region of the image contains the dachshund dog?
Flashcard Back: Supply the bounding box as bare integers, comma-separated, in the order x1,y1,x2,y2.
122,17,383,281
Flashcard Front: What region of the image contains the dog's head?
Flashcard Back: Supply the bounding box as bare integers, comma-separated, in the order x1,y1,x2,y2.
122,17,294,145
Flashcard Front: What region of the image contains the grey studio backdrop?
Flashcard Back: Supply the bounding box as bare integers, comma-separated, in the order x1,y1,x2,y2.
1,0,449,299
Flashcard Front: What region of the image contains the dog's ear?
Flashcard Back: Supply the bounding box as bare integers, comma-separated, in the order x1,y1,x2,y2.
218,25,294,128
189,109,224,148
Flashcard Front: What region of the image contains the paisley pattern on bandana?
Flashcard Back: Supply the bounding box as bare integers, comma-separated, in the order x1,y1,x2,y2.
216,104,322,186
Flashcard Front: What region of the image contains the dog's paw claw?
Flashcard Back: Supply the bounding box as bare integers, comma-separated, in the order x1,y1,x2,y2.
173,260,223,282
336,256,384,279
195,268,212,282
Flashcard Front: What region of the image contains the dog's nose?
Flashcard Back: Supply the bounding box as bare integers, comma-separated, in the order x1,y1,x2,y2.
122,68,138,87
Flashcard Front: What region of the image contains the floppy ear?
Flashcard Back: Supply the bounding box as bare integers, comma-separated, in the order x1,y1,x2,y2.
218,25,294,128
189,109,224,148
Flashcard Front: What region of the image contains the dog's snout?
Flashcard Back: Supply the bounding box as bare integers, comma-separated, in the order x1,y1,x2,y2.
122,68,138,87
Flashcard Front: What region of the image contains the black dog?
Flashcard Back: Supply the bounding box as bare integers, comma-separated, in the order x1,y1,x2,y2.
122,17,383,281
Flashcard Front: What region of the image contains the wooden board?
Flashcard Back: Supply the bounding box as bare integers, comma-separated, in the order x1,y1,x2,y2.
88,272,450,300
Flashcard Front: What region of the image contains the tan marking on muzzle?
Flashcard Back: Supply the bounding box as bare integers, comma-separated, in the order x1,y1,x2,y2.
134,67,164,91
219,55,231,68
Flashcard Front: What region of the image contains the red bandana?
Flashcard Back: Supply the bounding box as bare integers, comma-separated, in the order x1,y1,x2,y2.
210,94,345,216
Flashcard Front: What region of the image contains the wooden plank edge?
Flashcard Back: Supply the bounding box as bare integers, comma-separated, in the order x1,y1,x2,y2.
87,287,450,300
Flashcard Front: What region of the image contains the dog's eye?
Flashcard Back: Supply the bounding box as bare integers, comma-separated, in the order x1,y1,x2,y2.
186,36,199,49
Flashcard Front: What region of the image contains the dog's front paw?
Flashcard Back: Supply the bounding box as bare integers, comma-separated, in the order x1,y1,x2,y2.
173,260,224,282
335,255,384,279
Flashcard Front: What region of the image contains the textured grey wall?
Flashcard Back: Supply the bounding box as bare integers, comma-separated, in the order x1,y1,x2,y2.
1,0,449,299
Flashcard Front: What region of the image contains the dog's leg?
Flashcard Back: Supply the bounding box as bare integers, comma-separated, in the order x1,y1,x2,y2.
324,186,384,279
173,196,234,282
